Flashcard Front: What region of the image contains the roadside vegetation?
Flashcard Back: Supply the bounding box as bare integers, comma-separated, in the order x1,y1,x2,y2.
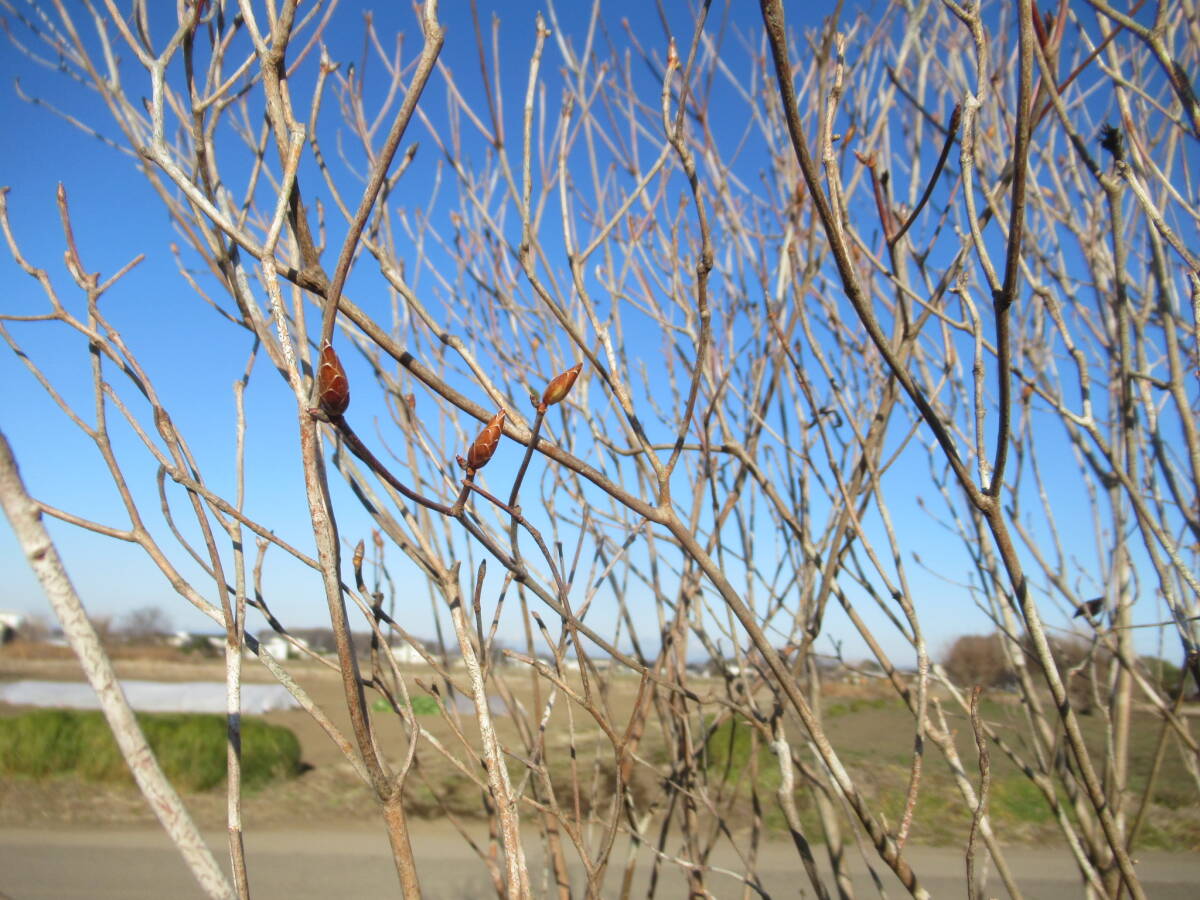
0,709,301,792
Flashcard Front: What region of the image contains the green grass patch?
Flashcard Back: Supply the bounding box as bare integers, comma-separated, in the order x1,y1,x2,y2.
0,709,301,791
824,697,890,718
371,694,440,715
873,770,968,845
703,716,755,777
1150,781,1196,811
702,716,781,793
410,694,440,715
989,774,1055,825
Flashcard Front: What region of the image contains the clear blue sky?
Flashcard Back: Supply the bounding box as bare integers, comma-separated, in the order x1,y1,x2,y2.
0,1,1177,667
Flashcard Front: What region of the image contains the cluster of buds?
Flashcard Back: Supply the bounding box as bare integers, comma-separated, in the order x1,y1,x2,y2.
456,362,583,472
319,343,584,478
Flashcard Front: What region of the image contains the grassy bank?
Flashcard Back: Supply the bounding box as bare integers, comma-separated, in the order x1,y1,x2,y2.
0,709,301,791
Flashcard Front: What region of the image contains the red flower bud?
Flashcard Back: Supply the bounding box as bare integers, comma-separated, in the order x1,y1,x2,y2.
539,362,582,411
317,341,350,417
466,409,506,470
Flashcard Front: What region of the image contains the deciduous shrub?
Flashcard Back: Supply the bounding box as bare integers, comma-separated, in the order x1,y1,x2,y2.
943,633,1013,688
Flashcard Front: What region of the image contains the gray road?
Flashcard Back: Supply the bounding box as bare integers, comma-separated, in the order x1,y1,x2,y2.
1,825,1197,898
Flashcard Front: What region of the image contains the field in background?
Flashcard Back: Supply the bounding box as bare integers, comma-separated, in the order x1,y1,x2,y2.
1,642,1196,851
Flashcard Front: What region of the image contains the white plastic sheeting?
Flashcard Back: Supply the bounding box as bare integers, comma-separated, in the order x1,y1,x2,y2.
0,679,300,714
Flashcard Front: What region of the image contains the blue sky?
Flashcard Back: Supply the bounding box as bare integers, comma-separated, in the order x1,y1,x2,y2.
1,0,805,643
0,0,1185,668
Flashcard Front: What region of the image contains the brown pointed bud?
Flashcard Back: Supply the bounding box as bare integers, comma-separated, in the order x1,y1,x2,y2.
466,409,506,470
317,341,350,416
539,362,582,411
352,540,365,571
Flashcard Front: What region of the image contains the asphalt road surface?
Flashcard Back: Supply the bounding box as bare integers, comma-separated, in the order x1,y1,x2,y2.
1,825,1198,898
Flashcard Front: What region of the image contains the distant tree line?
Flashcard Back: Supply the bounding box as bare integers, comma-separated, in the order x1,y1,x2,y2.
943,632,1189,710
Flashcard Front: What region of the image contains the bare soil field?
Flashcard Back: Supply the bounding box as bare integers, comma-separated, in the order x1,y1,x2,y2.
2,646,1198,897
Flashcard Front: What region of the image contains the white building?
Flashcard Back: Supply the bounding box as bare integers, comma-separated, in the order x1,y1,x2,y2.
0,611,26,643
388,642,427,665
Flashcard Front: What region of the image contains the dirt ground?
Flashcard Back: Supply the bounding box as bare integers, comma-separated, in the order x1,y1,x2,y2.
2,649,1199,897
3,824,1200,899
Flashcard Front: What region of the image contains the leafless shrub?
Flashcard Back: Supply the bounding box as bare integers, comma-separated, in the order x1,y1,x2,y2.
944,634,1014,689
0,1,1197,898
117,605,172,644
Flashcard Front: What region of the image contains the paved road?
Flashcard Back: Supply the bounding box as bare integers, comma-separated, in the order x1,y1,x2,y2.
1,825,1197,898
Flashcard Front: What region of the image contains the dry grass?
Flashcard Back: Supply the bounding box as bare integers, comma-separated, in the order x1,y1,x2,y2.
2,648,1197,850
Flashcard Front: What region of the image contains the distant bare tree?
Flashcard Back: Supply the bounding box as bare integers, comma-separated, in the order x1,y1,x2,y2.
118,605,173,644
6,612,49,643
944,634,1013,689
